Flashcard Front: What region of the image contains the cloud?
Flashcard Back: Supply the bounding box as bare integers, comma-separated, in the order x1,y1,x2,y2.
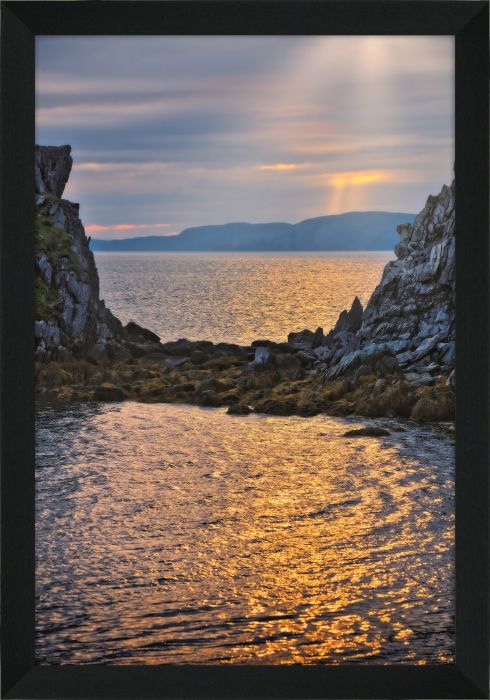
260,163,310,171
36,36,454,235
85,223,171,233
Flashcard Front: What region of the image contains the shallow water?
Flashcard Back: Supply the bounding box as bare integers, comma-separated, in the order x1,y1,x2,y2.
94,251,393,345
36,402,454,665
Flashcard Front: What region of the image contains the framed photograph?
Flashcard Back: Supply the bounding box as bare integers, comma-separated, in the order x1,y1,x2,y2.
1,1,488,698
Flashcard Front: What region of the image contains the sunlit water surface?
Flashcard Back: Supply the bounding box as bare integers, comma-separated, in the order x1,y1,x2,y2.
36,252,454,665
36,403,454,665
95,251,394,344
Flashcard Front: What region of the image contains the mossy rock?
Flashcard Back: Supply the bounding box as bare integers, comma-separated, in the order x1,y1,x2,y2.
36,363,73,389
35,274,62,321
227,404,251,415
344,426,391,437
35,211,80,272
93,384,125,401
253,398,297,416
410,393,454,422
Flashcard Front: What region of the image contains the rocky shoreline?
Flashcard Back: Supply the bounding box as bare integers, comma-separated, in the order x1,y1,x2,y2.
36,328,455,423
35,146,455,424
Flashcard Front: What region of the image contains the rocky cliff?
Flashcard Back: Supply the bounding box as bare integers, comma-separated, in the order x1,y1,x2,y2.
35,145,154,365
302,179,455,389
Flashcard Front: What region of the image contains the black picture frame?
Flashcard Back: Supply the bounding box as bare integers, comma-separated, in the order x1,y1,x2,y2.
1,1,488,698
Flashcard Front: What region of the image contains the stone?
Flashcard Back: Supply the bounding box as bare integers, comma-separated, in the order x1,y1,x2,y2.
313,346,332,362
124,321,160,344
196,391,222,407
227,404,251,415
197,378,231,394
320,179,455,390
35,144,73,197
296,350,316,367
190,350,209,365
332,296,363,335
86,343,110,366
411,331,447,363
312,326,324,348
410,395,454,422
326,342,399,380
273,353,302,376
438,341,456,366
34,146,128,363
253,346,274,370
343,426,391,437
251,340,296,354
94,384,125,402
287,328,316,350
36,254,53,287
447,369,456,391
109,345,132,363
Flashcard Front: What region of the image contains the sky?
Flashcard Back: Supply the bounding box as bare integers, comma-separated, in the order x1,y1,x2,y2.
36,36,454,239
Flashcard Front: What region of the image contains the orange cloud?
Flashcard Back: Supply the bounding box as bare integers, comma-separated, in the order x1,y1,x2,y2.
85,223,171,233
260,163,309,171
329,171,386,187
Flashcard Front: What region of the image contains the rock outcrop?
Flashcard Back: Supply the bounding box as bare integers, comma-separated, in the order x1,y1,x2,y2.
320,180,455,386
34,145,159,365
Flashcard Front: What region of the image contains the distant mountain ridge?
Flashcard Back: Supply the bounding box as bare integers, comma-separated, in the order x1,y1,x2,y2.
90,211,416,252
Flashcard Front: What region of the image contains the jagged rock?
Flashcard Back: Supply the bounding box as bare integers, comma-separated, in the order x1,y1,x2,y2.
86,343,111,367
438,341,456,366
287,328,316,350
313,346,332,362
94,384,125,402
35,144,73,197
139,353,187,369
227,404,251,415
447,369,456,391
296,350,316,367
190,350,209,365
322,180,455,384
344,426,391,437
253,346,274,370
251,340,296,354
312,326,324,348
328,330,360,365
124,321,160,344
411,331,447,363
36,254,53,287
332,296,363,335
34,145,128,363
273,353,302,376
359,181,455,356
326,342,400,381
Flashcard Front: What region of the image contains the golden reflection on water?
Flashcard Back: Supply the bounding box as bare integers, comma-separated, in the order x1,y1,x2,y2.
35,403,454,665
95,252,394,345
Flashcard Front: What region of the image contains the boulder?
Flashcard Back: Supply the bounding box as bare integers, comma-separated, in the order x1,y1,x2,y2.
287,328,316,350
227,404,251,415
94,384,125,402
326,342,400,381
343,426,391,437
35,144,72,197
124,321,160,344
251,340,297,354
411,331,447,363
253,346,274,371
273,353,302,376
333,296,363,335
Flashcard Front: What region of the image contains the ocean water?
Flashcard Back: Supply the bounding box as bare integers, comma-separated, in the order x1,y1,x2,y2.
35,252,455,665
94,251,394,345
